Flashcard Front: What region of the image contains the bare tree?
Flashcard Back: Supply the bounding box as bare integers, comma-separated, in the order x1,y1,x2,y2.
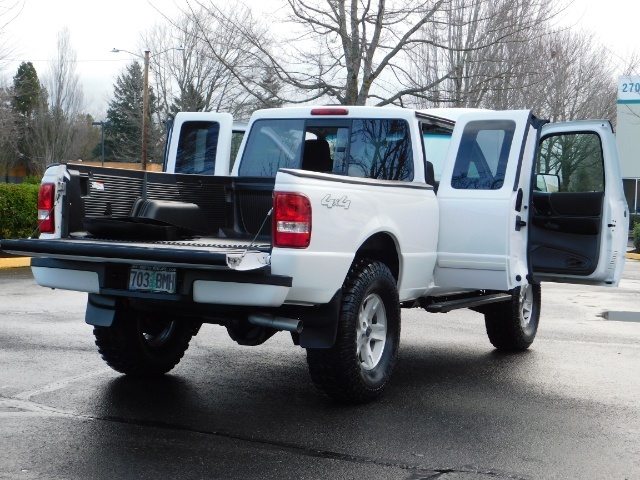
142,4,279,121
28,28,85,172
405,0,556,109
481,28,629,123
0,0,23,75
183,0,562,107
526,30,619,122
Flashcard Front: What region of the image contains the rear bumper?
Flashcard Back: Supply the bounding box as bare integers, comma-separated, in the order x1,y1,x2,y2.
30,258,292,307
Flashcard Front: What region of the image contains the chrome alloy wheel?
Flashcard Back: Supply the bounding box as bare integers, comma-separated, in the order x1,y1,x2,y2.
519,284,534,329
356,293,388,370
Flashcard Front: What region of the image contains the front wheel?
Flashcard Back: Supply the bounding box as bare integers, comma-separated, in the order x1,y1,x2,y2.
306,259,400,404
484,284,541,351
93,305,200,376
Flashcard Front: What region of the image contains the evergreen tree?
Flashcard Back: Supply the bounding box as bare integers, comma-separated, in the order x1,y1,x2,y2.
12,62,41,118
10,62,43,174
170,82,206,115
103,61,161,163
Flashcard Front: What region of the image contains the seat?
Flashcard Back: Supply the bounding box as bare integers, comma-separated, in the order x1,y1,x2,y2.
301,139,332,172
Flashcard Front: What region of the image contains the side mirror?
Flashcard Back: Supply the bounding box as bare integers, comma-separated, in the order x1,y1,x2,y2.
535,173,560,192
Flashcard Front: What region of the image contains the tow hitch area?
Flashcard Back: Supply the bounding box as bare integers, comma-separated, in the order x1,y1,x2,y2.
226,252,271,271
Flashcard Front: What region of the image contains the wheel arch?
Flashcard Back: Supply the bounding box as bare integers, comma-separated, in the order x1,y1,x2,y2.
353,232,400,282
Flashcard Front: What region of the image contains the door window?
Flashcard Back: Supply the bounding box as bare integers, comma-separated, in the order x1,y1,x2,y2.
536,133,604,192
451,120,515,190
175,121,220,174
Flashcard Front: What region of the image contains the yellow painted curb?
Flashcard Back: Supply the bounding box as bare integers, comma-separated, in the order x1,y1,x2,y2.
1,253,639,268
0,257,30,269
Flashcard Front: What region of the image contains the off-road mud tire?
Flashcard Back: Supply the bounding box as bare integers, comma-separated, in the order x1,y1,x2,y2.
306,259,400,404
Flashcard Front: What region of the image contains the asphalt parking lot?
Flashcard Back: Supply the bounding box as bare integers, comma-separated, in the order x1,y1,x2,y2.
0,259,639,479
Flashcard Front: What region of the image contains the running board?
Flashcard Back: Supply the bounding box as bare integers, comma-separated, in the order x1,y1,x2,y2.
421,292,512,313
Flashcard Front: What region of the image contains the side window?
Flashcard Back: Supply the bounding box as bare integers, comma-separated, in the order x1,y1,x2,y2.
175,121,220,174
348,119,413,181
239,120,304,177
229,130,245,173
536,133,604,192
422,124,452,182
451,120,515,190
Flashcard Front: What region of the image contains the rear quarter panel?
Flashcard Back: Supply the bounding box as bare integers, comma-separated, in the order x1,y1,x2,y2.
271,170,439,304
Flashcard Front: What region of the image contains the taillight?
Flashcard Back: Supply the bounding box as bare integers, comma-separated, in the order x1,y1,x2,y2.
38,183,55,234
273,192,312,248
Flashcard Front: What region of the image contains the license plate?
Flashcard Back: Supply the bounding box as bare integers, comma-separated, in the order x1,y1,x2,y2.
129,266,177,294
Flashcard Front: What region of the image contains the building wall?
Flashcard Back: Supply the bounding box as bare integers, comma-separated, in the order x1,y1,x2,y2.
616,76,640,214
0,165,27,184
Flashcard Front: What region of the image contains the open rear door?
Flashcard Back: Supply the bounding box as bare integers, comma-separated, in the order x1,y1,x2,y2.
164,112,234,176
435,110,539,292
530,120,628,286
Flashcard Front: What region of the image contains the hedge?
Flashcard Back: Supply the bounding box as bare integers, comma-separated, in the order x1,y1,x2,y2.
0,183,39,239
634,222,640,251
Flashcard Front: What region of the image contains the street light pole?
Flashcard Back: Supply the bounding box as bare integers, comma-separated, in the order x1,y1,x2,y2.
142,50,150,171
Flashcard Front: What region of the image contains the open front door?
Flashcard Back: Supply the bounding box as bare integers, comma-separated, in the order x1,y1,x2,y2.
530,120,628,286
434,110,539,292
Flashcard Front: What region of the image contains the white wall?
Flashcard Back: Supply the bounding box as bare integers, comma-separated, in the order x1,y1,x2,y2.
617,76,640,179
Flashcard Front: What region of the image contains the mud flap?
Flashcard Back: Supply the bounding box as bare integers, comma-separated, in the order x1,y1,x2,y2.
85,294,117,327
290,290,342,348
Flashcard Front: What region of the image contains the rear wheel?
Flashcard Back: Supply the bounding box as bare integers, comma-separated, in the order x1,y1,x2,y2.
306,259,400,404
93,305,199,376
484,284,541,351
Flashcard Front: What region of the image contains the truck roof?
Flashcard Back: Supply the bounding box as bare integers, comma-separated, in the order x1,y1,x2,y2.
249,105,490,124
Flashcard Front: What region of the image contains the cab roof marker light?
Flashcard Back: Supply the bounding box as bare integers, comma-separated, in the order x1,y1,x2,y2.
311,108,349,116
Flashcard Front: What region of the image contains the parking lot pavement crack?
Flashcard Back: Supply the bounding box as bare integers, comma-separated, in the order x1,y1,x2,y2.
406,468,529,479
96,414,528,479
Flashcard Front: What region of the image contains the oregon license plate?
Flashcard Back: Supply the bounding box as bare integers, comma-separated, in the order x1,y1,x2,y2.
129,266,177,293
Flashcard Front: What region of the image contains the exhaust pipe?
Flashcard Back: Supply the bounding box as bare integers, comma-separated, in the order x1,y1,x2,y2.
248,314,303,333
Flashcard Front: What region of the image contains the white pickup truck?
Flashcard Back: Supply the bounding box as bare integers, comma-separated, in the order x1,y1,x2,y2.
1,106,628,403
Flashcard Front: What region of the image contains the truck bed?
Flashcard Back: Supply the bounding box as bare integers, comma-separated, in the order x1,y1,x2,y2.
62,164,274,241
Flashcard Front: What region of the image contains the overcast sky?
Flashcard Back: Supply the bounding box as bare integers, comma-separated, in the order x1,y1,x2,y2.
2,0,639,116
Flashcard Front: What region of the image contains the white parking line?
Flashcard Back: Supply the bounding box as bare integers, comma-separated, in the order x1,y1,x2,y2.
0,397,92,420
14,368,112,401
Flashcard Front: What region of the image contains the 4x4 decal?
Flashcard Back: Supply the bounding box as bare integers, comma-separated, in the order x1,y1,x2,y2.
321,194,351,209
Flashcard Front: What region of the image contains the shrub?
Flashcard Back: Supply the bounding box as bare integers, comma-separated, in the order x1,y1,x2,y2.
22,175,42,185
634,222,640,251
0,183,39,239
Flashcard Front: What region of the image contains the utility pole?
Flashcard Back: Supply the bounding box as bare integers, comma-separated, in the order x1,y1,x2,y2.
142,50,150,171
112,47,183,171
